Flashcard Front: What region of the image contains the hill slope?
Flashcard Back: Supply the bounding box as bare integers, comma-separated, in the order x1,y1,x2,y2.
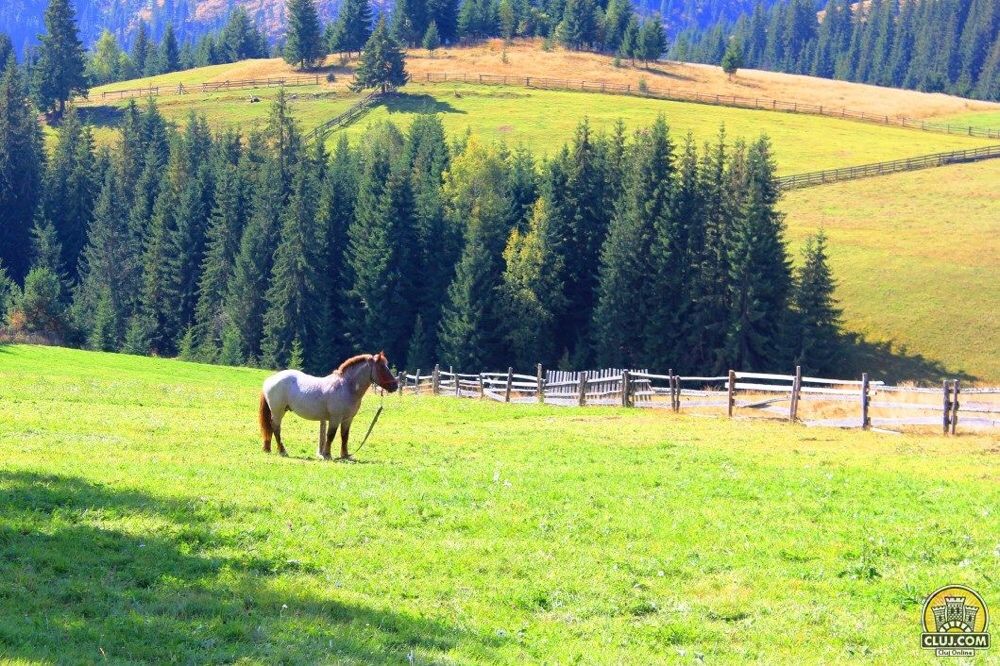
781,160,1000,382
0,344,997,662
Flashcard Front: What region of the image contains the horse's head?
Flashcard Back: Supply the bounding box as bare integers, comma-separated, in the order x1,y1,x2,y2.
371,351,398,393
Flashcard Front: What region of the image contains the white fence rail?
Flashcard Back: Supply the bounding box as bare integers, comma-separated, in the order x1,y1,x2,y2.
394,364,998,434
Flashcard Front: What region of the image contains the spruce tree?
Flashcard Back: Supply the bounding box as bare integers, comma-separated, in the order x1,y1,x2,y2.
351,16,409,93
158,24,180,74
423,21,441,53
791,230,843,375
260,162,328,371
284,0,324,69
0,56,45,283
590,116,674,367
392,0,428,47
501,198,565,367
0,33,13,69
38,108,95,281
330,0,374,56
619,15,640,65
132,23,151,74
33,0,87,114
558,0,598,51
721,38,744,79
723,136,792,371
75,168,134,350
344,124,417,362
636,15,667,67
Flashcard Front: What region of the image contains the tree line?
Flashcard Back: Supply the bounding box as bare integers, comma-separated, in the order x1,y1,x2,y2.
672,0,1000,101
0,67,843,376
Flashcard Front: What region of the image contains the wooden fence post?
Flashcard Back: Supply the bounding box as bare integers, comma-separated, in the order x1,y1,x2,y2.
415,369,421,394
861,373,870,429
789,365,802,421
504,367,513,403
951,380,960,435
432,364,440,395
727,370,736,417
578,371,588,407
667,368,674,411
454,366,460,397
478,373,484,399
942,379,951,434
536,363,544,403
397,371,404,396
621,370,631,407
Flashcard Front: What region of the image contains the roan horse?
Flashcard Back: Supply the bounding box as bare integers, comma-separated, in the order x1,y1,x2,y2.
258,352,399,459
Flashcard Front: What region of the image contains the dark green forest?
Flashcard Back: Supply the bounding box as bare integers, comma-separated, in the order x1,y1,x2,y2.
0,68,842,376
674,0,1000,101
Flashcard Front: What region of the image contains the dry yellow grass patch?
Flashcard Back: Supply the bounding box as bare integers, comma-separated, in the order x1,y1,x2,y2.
406,39,1000,120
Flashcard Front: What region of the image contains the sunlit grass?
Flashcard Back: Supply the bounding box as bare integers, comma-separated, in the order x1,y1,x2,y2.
0,344,996,663
781,159,1000,381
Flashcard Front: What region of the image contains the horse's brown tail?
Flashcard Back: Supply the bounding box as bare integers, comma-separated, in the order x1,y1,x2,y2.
258,392,273,443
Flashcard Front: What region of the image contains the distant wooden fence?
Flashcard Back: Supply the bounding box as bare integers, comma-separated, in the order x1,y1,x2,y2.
395,363,999,434
304,91,384,142
776,144,1000,189
96,75,322,101
420,72,1000,140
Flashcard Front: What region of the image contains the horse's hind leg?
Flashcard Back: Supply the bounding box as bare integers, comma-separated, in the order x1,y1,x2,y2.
339,419,353,460
321,422,338,460
271,409,288,457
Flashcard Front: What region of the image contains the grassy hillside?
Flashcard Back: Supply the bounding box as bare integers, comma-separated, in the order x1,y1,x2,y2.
781,160,1000,382
0,344,997,662
77,79,996,175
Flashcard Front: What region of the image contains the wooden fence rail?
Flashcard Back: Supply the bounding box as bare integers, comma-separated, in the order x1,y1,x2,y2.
304,90,384,142
396,364,999,434
775,144,1000,189
95,75,322,101
421,72,1000,140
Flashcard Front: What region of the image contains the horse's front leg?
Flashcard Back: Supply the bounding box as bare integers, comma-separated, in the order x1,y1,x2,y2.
339,418,353,460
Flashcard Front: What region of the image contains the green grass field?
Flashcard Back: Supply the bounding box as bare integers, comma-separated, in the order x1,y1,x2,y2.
933,110,1000,131
781,160,1000,382
1,344,997,663
76,78,997,175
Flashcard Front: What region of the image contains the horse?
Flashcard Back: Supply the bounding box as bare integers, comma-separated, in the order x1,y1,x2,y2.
258,352,399,459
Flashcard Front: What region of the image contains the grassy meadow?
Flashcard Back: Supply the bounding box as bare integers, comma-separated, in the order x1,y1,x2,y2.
781,160,1000,382
1,344,997,663
75,79,997,175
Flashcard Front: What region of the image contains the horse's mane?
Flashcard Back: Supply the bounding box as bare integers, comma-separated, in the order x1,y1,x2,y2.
335,354,373,374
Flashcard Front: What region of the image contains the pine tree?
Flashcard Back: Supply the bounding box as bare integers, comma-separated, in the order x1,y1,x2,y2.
392,0,428,46
344,124,417,362
192,146,248,361
721,38,744,79
558,0,597,51
38,108,95,281
284,0,324,69
132,23,151,75
29,218,66,280
158,23,180,74
221,156,284,364
330,0,374,56
351,16,409,93
0,33,13,69
260,162,328,371
74,168,134,349
405,313,434,370
590,116,674,367
87,30,126,84
0,57,45,283
791,230,843,374
33,0,87,114
723,136,792,371
636,15,667,67
619,15,639,65
423,21,441,53
427,0,459,43
501,198,565,367
9,266,69,340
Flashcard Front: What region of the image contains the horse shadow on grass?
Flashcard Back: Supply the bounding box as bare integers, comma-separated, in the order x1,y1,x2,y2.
0,470,503,663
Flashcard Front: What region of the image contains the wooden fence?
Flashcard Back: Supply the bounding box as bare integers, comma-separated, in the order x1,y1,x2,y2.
96,75,322,101
420,72,1000,140
776,144,1000,189
304,91,384,142
394,364,1000,434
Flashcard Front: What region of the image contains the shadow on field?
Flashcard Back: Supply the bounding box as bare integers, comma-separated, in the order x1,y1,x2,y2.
380,93,467,115
842,333,977,383
0,470,499,663
69,105,126,129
